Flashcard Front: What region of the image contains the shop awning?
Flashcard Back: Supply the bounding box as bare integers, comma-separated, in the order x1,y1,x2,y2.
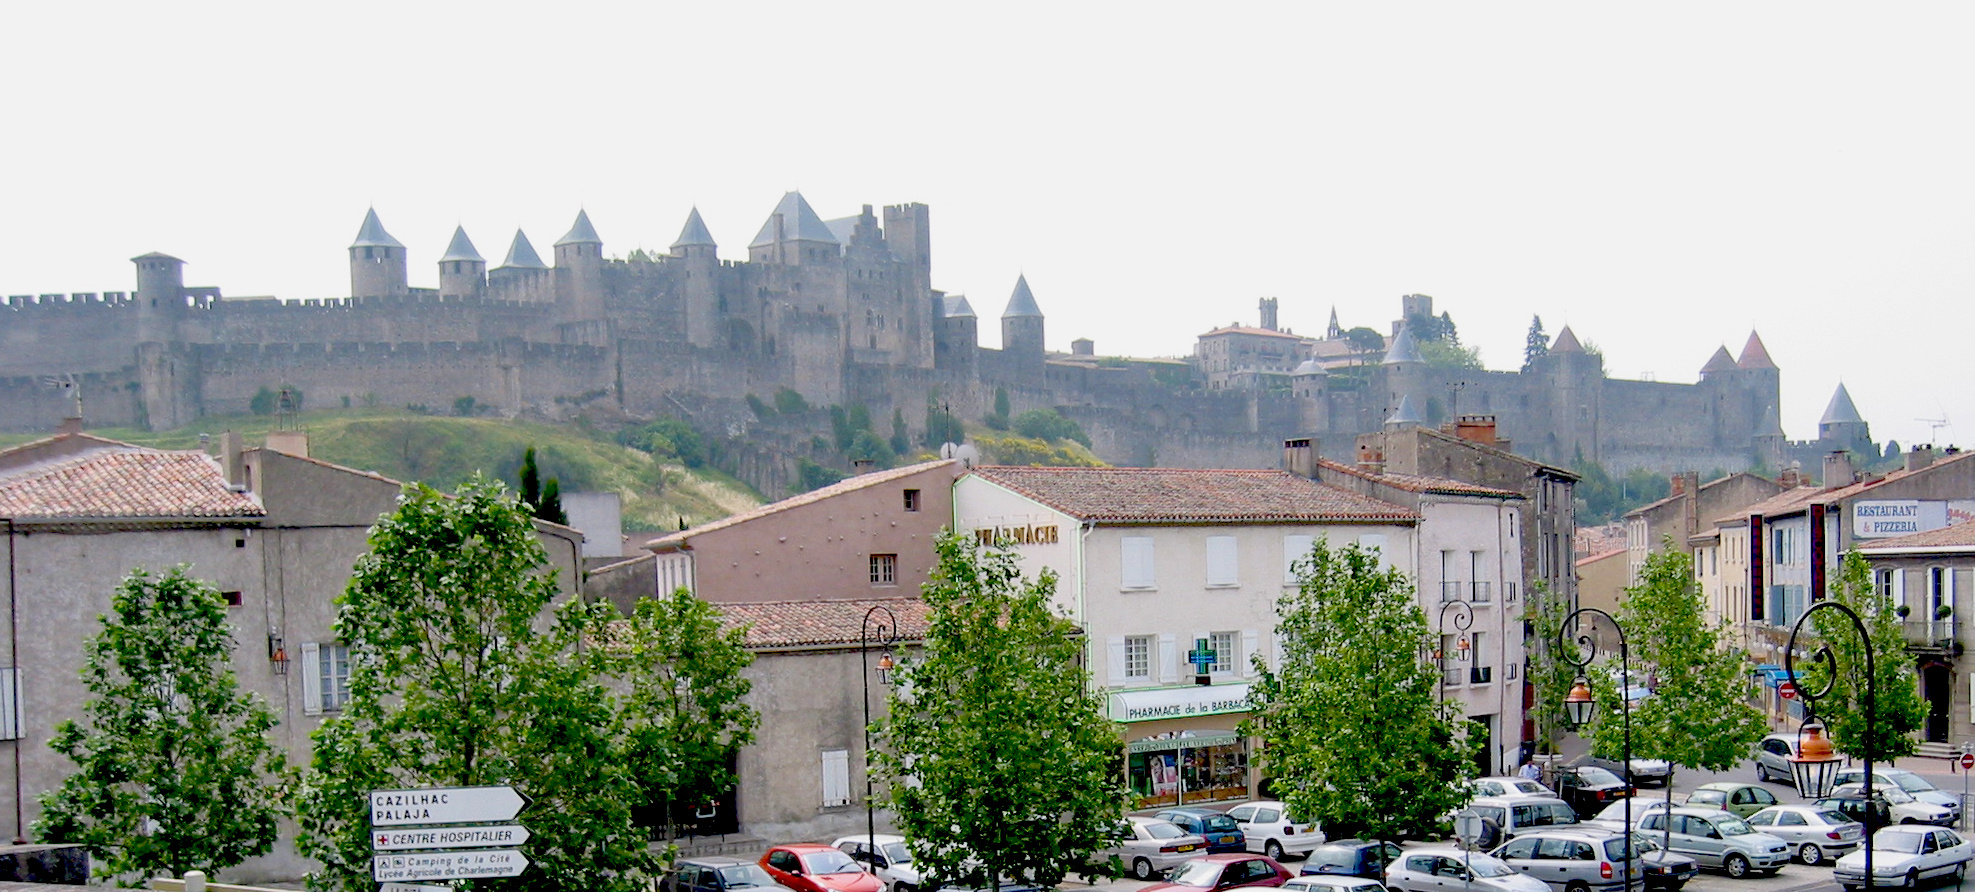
1128,731,1243,754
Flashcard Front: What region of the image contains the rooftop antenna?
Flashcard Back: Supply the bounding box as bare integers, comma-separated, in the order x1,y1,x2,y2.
40,373,81,419
1918,414,1952,442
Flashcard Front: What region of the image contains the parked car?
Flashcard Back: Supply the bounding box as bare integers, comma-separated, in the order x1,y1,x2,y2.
1753,734,1800,784
1833,825,1975,891
1143,854,1295,892
1284,877,1389,892
1300,840,1404,880
1634,808,1790,878
1099,816,1211,880
1580,755,1672,788
1227,800,1325,860
672,857,798,892
1631,834,1701,892
1743,804,1864,866
1551,767,1632,816
1581,798,1676,834
1158,807,1249,854
1384,847,1548,892
1488,827,1644,892
1684,783,1780,819
1817,791,1896,835
1470,776,1556,799
833,835,921,892
1832,782,1956,826
1467,796,1581,849
1834,767,1963,826
762,845,886,892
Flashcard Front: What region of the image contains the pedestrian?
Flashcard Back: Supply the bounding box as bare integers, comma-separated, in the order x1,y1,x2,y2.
1518,758,1541,781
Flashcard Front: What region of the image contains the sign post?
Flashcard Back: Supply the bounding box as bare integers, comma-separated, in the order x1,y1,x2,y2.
369,786,531,886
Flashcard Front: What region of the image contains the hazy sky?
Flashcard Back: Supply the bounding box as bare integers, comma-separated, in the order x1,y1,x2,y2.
5,3,1971,449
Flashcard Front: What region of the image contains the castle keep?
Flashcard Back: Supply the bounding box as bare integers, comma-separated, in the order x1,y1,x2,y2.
0,193,1862,479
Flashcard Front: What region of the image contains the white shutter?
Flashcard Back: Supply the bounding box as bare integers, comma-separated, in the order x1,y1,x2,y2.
301,642,322,716
0,668,19,740
1241,630,1260,678
821,749,851,807
1206,536,1239,586
1283,534,1314,583
1107,636,1128,685
1157,634,1179,684
1123,536,1156,589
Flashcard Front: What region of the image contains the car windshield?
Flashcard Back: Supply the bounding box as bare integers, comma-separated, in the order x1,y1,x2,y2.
720,865,778,888
1577,767,1622,786
1200,815,1239,832
1629,835,1662,854
1715,817,1755,837
1164,860,1225,887
1891,775,1934,793
1468,856,1516,878
1815,811,1852,825
1876,830,1928,854
1510,780,1548,794
882,844,912,865
1143,821,1189,840
1602,838,1637,861
803,851,862,874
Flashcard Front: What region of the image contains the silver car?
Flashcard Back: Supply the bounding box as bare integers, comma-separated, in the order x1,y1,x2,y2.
1832,782,1955,826
1386,848,1549,892
1635,808,1790,878
1097,816,1209,880
1742,805,1864,865
1752,734,1798,785
1833,767,1962,825
1489,827,1644,892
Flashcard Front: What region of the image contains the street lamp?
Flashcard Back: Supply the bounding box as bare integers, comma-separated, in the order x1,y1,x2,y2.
861,604,900,858
1438,598,1474,700
1558,607,1633,892
1783,602,1875,889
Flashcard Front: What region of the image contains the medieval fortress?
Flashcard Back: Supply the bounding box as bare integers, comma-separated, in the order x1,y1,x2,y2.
0,193,1869,478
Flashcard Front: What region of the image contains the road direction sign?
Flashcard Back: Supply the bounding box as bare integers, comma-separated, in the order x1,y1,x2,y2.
379,884,452,892
1778,682,1797,700
370,786,529,826
374,825,531,851
373,850,529,882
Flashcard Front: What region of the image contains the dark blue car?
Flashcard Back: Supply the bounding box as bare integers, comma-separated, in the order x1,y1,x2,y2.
1155,807,1248,854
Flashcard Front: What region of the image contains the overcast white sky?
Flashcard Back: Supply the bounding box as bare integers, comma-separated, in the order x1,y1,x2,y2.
4,2,1971,449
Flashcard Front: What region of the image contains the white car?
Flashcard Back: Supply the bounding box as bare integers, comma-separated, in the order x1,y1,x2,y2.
1833,767,1962,825
1385,847,1548,892
1581,797,1679,833
833,835,922,892
1743,804,1864,865
1286,877,1391,892
1226,800,1325,860
1833,825,1975,891
1095,816,1209,880
1469,776,1554,799
1832,782,1955,826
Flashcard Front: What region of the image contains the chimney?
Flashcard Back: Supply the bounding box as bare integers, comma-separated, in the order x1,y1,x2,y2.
851,459,876,474
1282,438,1318,479
1824,451,1855,487
1449,415,1499,446
219,431,245,489
58,416,83,436
1356,443,1386,475
266,430,310,458
1777,462,1803,489
1071,338,1095,356
1907,444,1937,473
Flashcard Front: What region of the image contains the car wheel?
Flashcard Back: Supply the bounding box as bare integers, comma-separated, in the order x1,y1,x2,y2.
1566,882,1591,892
1902,869,1920,890
1957,862,1968,882
1901,817,1918,824
1798,843,1824,866
1132,858,1155,881
1723,853,1750,879
1266,840,1285,860
896,885,916,892
1756,763,1770,783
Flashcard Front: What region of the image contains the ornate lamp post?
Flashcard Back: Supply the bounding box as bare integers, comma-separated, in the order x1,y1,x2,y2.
862,605,899,856
1558,607,1633,892
1783,602,1875,889
1438,598,1473,701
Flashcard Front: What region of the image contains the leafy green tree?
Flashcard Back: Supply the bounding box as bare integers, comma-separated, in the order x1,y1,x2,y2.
607,587,758,837
516,446,569,524
619,418,706,468
745,393,773,419
1012,408,1093,448
831,405,854,450
35,566,286,882
890,408,911,456
1246,539,1473,848
794,459,846,493
875,532,1127,891
1797,550,1925,762
1524,316,1548,370
985,387,1011,430
849,430,896,468
923,401,965,448
250,386,278,416
538,477,569,526
774,387,810,415
1416,339,1483,370
1584,547,1765,831
296,478,653,892
1343,327,1385,365
520,445,544,507
454,395,478,417
1522,580,1575,756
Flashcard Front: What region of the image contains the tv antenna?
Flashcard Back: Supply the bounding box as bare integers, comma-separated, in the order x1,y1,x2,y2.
1917,415,1952,443
41,373,81,419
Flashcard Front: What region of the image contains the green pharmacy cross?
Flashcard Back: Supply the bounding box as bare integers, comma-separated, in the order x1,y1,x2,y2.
1188,638,1218,686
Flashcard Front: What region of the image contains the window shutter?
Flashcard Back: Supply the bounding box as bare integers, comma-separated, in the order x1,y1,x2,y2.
1157,634,1179,684
1241,630,1260,677
301,642,322,716
1283,534,1314,583
0,668,18,740
1122,537,1156,589
1206,536,1238,586
821,749,851,807
1107,636,1128,685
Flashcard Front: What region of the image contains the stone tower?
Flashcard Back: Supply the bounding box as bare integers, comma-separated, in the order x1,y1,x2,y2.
553,210,606,323
934,294,980,376
1379,325,1426,422
1259,297,1280,331
437,226,486,299
131,252,191,430
1818,383,1872,456
671,207,721,348
748,192,838,266
490,229,550,300
1000,274,1046,383
132,251,185,343
349,208,409,298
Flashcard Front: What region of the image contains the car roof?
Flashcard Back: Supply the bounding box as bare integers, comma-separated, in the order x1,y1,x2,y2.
1288,878,1385,890
831,834,907,846
1694,782,1756,791
1194,853,1264,863
1506,827,1620,841
1130,815,1183,826
1470,794,1571,806
1160,806,1228,815
1662,808,1737,818
1400,846,1472,858
771,844,841,853
682,857,754,867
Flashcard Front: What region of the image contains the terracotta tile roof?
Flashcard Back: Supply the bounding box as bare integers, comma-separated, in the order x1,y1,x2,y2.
1858,519,1975,552
1198,326,1310,341
1714,486,1823,525
645,459,957,551
968,466,1415,525
1315,458,1523,498
715,597,932,649
0,449,263,520
1815,450,1975,503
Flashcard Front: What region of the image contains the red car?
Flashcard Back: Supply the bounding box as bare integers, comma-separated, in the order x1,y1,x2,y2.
1145,854,1294,892
762,845,883,892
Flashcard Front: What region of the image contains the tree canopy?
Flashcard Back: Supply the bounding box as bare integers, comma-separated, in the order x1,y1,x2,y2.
36,566,286,882
875,531,1126,892
1795,551,1924,762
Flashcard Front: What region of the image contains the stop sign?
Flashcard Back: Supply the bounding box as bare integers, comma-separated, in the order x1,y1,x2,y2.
1959,752,1973,771
1779,682,1797,700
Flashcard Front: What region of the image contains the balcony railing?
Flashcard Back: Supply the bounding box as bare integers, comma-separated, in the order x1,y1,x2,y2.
1440,581,1464,602
1470,666,1493,685
1470,581,1493,603
1902,619,1961,649
1442,666,1465,686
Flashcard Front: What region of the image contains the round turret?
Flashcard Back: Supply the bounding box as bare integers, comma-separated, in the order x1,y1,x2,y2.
349,208,409,298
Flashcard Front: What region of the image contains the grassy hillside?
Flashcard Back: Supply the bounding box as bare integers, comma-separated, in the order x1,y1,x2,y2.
10,409,762,533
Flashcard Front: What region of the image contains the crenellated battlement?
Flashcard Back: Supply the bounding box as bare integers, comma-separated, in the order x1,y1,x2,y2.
6,291,134,309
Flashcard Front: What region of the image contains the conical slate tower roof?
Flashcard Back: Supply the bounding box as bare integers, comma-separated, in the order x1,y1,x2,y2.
1700,346,1738,375
1821,384,1864,425
749,192,838,248
943,295,977,319
1550,326,1585,354
1738,331,1777,369
1381,326,1423,365
671,207,716,249
499,230,548,270
1002,275,1043,318
555,210,602,247
439,226,483,263
1386,394,1423,428
350,208,404,249
1292,358,1326,376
